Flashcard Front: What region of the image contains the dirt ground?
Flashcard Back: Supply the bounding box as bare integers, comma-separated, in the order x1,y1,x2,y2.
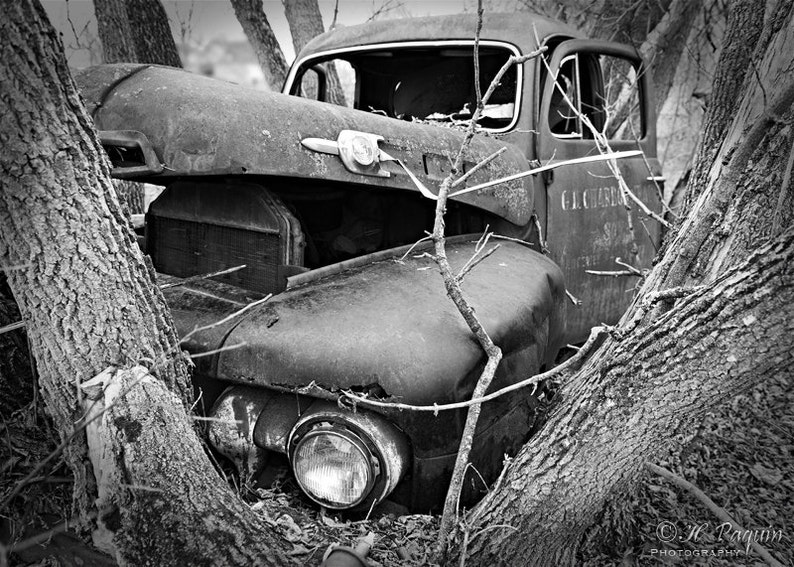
2,370,791,566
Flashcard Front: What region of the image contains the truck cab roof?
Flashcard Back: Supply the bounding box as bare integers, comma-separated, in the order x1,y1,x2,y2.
297,12,583,59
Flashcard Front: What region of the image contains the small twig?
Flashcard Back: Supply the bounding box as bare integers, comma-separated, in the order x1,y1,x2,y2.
620,181,672,228
457,245,500,283
490,234,535,248
566,290,582,306
451,147,508,188
187,342,247,359
531,214,549,254
455,230,497,281
0,321,24,335
586,257,644,277
180,295,271,345
397,233,433,263
159,264,247,289
647,463,785,567
585,269,641,277
639,217,659,253
447,150,642,199
615,257,643,274
190,416,243,425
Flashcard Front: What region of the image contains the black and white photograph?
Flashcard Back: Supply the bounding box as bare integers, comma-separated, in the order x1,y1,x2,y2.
1,0,792,565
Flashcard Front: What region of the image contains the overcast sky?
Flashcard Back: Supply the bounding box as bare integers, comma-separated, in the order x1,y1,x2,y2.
42,0,475,68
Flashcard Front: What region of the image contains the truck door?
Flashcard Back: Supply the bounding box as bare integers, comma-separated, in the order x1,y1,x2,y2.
537,39,664,342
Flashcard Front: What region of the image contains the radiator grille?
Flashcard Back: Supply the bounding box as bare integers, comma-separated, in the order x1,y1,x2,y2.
151,217,281,294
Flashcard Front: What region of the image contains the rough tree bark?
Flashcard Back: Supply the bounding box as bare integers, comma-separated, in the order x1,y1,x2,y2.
0,2,292,565
93,0,136,63
282,0,346,105
230,0,289,90
639,0,703,114
122,0,181,67
682,0,764,211
459,3,793,565
94,0,182,67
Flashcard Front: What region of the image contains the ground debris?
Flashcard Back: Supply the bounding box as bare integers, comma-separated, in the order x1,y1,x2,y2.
247,486,440,566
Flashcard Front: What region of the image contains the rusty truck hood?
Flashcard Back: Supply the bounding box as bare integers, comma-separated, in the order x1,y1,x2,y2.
76,64,532,224
211,239,565,405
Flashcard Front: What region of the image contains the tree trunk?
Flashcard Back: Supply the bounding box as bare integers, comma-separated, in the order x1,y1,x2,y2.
93,0,181,67
123,0,181,67
93,0,136,63
282,0,346,105
589,0,671,45
459,3,793,565
639,0,703,114
682,0,764,211
113,180,146,215
0,2,292,564
230,0,289,90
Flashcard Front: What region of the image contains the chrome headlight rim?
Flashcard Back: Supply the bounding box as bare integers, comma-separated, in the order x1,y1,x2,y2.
289,420,379,510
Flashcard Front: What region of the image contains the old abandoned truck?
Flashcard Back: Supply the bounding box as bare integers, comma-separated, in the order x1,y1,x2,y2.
76,12,663,513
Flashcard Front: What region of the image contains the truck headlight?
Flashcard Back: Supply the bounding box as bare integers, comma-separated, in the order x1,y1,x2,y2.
287,404,410,510
291,425,376,508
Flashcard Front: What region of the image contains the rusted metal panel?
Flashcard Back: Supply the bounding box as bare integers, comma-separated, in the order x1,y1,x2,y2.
75,64,534,225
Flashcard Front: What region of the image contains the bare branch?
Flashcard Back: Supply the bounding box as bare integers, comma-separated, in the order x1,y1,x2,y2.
397,234,433,263
342,325,608,414
159,264,247,289
566,290,582,305
187,342,247,359
457,244,500,283
0,321,24,335
179,295,271,345
585,269,641,277
586,257,644,277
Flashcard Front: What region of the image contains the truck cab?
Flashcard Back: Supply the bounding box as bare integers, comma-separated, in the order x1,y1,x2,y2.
285,13,662,341
77,12,663,513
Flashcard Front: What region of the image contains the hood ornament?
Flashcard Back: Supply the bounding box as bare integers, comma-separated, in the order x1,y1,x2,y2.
301,130,439,200
302,130,390,179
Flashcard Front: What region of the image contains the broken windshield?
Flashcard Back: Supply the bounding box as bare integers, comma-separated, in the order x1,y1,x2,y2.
286,42,521,132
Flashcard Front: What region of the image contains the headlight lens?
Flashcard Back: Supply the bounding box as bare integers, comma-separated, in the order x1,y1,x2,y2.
292,427,374,508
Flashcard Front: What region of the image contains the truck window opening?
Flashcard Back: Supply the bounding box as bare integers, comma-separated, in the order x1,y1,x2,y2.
291,45,518,131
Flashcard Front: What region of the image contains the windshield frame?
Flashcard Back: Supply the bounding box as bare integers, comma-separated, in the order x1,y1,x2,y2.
283,40,524,134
